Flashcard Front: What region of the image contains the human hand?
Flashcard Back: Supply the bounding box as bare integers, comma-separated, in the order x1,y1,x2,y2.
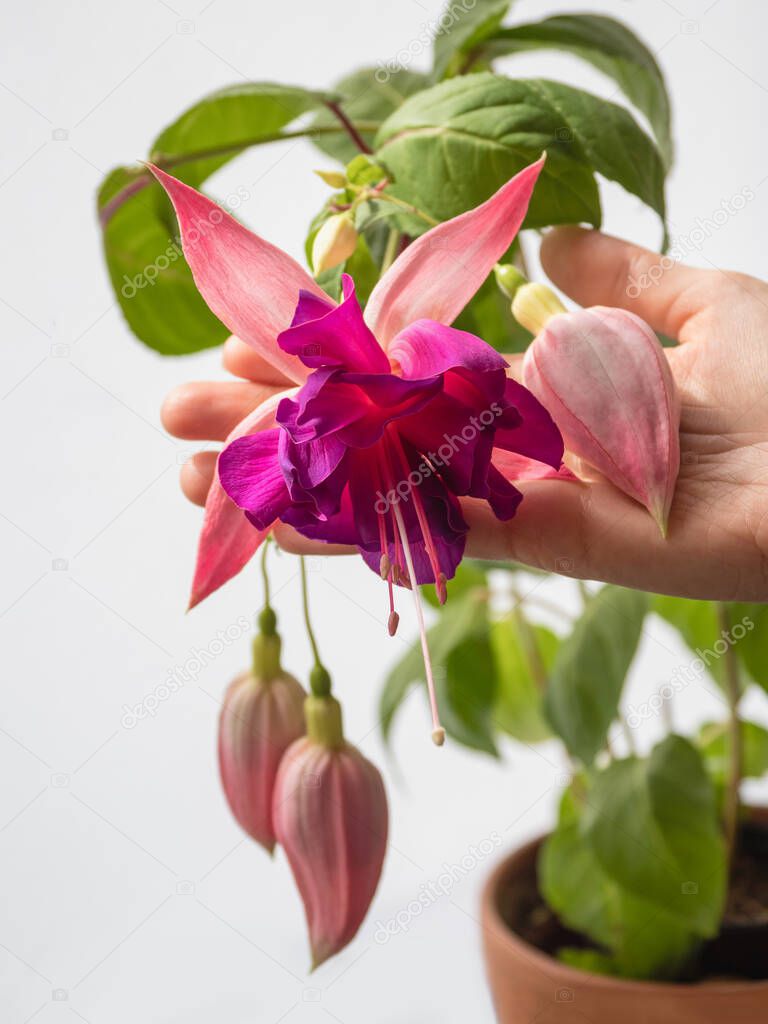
162,227,768,601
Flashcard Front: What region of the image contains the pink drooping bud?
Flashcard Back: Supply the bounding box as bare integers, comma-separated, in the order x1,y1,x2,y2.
218,626,306,853
515,285,680,535
273,695,388,968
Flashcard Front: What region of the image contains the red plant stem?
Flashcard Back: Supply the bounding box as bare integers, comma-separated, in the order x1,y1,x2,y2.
325,100,373,154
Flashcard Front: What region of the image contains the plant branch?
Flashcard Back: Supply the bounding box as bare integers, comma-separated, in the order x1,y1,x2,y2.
325,100,373,154
99,122,380,227
717,602,743,869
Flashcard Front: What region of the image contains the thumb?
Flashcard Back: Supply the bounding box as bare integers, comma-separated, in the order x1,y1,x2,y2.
539,227,715,340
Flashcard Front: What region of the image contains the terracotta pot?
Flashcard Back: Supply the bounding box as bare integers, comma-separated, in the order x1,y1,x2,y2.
481,831,768,1024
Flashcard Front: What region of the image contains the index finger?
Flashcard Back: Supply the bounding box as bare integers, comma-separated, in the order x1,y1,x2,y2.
223,336,295,384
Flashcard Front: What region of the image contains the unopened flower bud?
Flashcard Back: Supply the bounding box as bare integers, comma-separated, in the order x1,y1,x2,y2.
311,213,358,274
218,633,306,853
522,304,681,535
314,169,347,188
273,695,388,967
512,282,567,334
494,263,527,301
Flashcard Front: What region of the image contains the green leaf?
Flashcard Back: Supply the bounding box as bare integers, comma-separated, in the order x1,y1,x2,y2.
544,586,647,764
379,587,488,742
310,67,429,165
652,596,727,689
541,785,698,979
422,560,487,608
375,73,668,240
582,736,727,938
452,268,532,352
99,83,334,355
437,634,498,755
556,948,618,976
730,602,768,691
480,14,673,168
99,171,228,356
375,73,600,233
432,0,514,81
698,719,768,782
490,614,556,743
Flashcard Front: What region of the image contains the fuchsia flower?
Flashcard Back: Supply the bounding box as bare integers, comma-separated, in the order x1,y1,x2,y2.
150,157,562,587
149,157,565,739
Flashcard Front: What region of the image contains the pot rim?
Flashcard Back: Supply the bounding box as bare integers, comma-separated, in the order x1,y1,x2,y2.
482,832,768,996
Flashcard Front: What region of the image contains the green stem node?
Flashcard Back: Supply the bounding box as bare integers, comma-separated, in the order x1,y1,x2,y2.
305,695,345,748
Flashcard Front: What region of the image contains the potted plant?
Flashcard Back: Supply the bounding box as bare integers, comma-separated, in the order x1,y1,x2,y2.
98,0,768,1016
382,566,768,1020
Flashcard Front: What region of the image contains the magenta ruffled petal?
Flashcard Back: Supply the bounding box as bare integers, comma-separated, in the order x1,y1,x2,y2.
278,275,389,373
495,378,564,469
485,465,524,521
389,319,508,379
218,430,291,530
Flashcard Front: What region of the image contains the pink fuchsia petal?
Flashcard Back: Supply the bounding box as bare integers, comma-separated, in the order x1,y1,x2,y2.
147,164,326,384
522,306,680,533
189,389,295,609
492,449,578,482
278,275,389,373
364,155,546,346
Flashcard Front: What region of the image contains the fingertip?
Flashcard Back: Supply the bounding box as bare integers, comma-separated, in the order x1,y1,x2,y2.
272,522,355,558
180,451,218,506
223,336,293,385
161,383,199,438
539,226,594,288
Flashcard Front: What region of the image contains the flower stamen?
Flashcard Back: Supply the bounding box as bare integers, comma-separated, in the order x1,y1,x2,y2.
392,501,445,747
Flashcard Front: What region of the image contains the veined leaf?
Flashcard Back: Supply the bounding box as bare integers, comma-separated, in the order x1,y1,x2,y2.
99,83,336,355
582,736,727,938
438,633,499,755
379,586,488,742
490,614,556,743
544,586,647,764
541,784,698,979
375,73,667,240
480,14,673,168
432,0,514,81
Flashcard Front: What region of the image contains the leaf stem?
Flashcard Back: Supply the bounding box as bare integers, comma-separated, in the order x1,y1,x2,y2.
325,100,374,154
375,191,440,227
717,602,743,870
380,226,401,273
99,122,381,227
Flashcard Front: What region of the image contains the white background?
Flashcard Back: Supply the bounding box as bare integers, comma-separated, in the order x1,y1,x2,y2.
1,0,767,1021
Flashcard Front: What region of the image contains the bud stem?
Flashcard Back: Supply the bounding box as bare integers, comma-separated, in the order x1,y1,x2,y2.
305,694,345,749
300,556,333,697
511,282,567,335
